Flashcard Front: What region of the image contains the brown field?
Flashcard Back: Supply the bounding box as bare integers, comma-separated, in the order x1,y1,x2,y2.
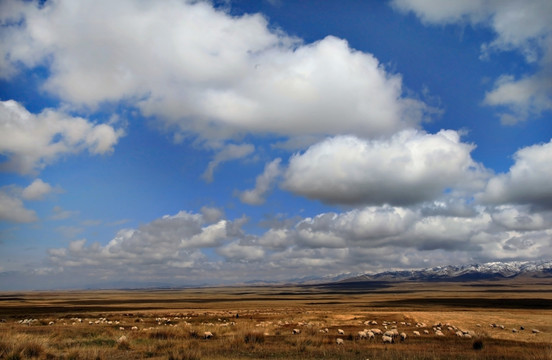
1,279,551,359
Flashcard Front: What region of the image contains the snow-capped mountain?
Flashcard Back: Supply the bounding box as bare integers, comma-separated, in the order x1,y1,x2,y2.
340,260,552,283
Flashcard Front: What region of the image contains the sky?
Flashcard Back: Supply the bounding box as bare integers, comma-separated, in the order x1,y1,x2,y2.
0,0,551,290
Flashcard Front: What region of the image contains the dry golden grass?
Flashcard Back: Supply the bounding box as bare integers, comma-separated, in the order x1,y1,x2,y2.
0,280,551,359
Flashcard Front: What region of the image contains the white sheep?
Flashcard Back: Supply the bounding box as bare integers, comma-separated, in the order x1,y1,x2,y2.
292,328,301,334
413,331,420,336
358,331,367,339
203,331,213,339
337,329,345,335
336,338,344,345
382,335,393,344
400,332,407,341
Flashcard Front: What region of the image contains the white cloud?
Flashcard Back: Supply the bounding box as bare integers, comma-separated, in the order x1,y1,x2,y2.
479,139,552,208
217,241,265,262
0,189,37,223
200,206,224,223
283,130,488,205
41,202,552,286
237,158,282,205
0,100,124,174
0,0,433,142
202,143,254,183
491,205,550,231
21,179,54,200
0,178,60,223
392,0,552,124
51,206,78,220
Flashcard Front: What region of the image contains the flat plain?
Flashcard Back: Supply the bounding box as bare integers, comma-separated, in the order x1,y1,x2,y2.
1,279,551,359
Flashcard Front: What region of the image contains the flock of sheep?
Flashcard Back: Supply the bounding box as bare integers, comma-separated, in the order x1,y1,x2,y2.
9,314,543,346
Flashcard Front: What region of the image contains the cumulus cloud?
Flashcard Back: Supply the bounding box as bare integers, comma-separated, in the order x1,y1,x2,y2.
47,211,238,274
0,179,59,223
202,143,254,183
392,0,552,123
41,201,552,286
0,0,433,142
217,241,265,262
0,100,124,174
479,139,552,208
237,158,282,205
0,188,37,223
21,179,54,200
283,129,488,206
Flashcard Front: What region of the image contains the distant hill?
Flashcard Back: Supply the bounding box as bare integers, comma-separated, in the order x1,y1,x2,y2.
336,260,552,283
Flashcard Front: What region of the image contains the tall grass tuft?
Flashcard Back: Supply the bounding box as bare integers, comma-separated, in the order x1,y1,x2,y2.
243,331,265,344
167,347,202,360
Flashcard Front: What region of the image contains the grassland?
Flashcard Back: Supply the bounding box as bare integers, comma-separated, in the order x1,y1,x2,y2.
1,279,551,359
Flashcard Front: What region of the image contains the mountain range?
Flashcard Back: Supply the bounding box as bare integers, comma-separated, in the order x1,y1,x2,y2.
336,260,552,283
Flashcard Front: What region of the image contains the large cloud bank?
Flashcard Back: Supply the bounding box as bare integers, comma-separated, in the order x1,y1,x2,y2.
0,0,432,141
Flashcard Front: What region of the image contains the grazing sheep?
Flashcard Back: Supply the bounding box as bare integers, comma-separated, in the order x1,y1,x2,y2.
400,332,407,341
413,331,420,336
117,335,127,344
48,321,55,325
358,331,367,339
512,328,518,333
131,326,138,331
382,335,394,344
367,330,375,340
455,330,464,337
292,328,301,334
337,329,345,335
119,327,125,331
435,330,444,336
336,338,344,345
423,329,430,335
203,331,213,339
532,329,540,334
371,328,382,335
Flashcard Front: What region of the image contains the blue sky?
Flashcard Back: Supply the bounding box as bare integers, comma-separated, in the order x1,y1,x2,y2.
1,0,551,290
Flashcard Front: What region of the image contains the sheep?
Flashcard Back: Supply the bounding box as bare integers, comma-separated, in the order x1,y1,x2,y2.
371,328,382,335
119,327,125,331
358,331,367,339
292,328,301,335
131,326,138,331
366,330,375,340
532,329,540,334
337,329,345,335
413,331,420,336
423,329,430,335
48,321,55,325
382,335,394,344
435,330,445,336
203,331,213,339
336,338,344,345
117,335,127,344
400,332,407,341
